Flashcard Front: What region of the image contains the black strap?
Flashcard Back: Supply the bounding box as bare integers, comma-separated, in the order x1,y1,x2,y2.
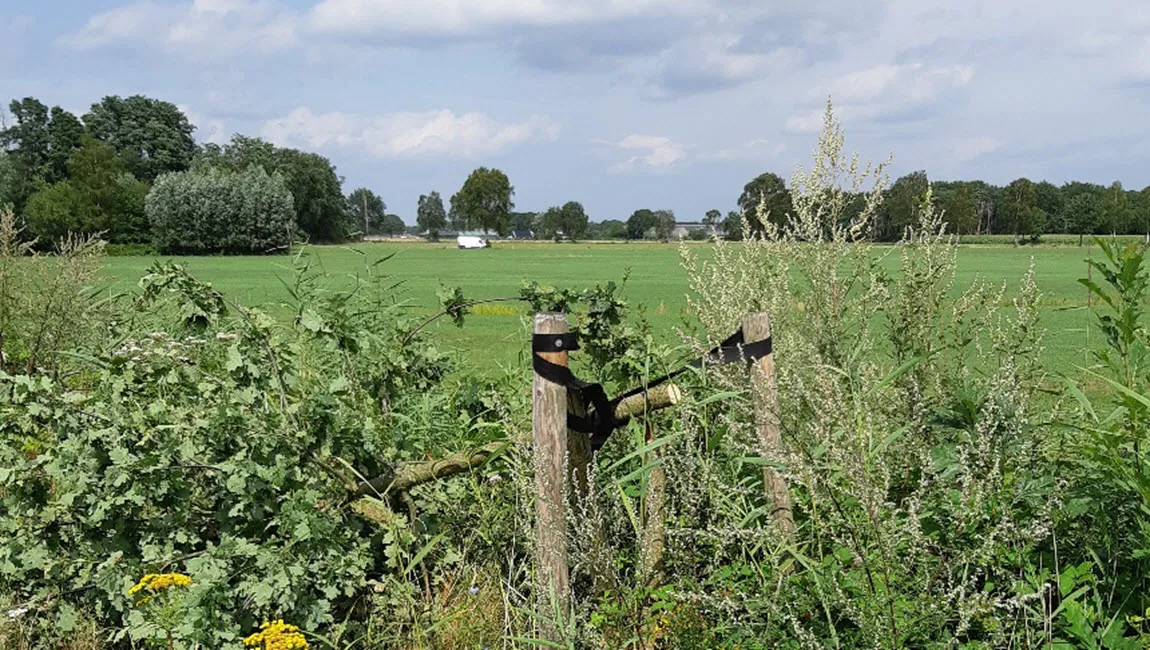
532,329,772,451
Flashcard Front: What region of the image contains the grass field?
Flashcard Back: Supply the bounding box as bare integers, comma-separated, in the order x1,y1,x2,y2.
99,241,1106,375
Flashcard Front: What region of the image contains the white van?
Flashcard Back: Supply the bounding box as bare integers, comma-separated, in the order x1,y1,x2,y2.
456,234,489,249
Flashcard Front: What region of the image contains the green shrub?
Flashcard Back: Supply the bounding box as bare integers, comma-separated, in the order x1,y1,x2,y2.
147,166,295,255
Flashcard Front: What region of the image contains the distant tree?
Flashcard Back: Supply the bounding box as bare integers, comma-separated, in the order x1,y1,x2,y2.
998,178,1045,244
0,153,14,208
703,209,722,232
380,213,406,236
1064,192,1103,246
83,95,196,182
194,135,348,242
594,219,628,240
148,166,295,254
450,167,514,236
653,209,676,241
1034,181,1064,229
626,209,655,240
1102,181,1132,235
536,201,590,242
878,171,929,241
738,173,791,234
721,210,743,241
941,182,978,235
1136,186,1150,242
23,137,149,245
417,191,448,241
347,188,386,236
509,211,537,236
1,99,85,206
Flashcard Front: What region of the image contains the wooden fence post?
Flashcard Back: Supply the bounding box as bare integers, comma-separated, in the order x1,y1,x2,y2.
742,312,795,538
533,312,570,642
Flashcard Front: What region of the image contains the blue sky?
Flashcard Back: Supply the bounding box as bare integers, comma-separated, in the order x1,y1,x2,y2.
4,0,1150,223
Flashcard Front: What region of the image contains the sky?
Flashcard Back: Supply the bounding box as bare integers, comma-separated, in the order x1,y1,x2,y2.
3,0,1150,223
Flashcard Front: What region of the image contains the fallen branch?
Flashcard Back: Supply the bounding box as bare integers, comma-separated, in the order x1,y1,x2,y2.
350,383,683,500
353,441,509,499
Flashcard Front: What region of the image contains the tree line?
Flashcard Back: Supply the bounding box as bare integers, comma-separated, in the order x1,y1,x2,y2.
7,93,1145,252
725,171,1150,244
0,96,527,253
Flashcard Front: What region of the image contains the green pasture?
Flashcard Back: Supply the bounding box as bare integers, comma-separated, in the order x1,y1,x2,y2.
99,241,1105,375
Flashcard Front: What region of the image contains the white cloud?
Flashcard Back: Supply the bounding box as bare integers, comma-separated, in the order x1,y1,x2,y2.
309,0,684,35
600,134,686,172
68,0,298,57
261,107,559,159
787,63,975,132
952,136,1001,162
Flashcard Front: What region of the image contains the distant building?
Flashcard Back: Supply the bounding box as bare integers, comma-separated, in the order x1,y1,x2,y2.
508,230,535,240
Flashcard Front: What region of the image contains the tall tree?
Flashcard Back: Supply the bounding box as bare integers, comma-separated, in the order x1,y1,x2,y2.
1102,181,1132,235
450,167,514,236
2,98,85,205
194,135,348,242
941,182,978,235
45,107,86,183
721,210,743,241
878,171,929,241
703,209,722,232
738,173,791,234
626,209,655,240
347,188,386,236
83,95,196,182
1136,186,1150,242
416,191,448,241
1033,181,1064,229
0,153,14,208
998,178,1045,243
536,201,590,241
380,213,406,236
23,137,149,245
1064,192,1103,246
653,209,676,241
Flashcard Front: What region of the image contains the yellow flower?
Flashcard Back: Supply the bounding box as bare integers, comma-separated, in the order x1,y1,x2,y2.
129,573,193,605
243,619,309,650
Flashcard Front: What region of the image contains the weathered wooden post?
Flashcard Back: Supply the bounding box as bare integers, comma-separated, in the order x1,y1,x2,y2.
533,312,570,642
742,312,795,538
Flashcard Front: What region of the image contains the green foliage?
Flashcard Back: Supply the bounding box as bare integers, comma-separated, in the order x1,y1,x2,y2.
626,209,675,241
536,201,590,242
1,98,86,208
591,218,627,240
0,253,460,647
738,172,791,236
450,167,514,236
147,166,295,255
195,135,349,243
416,191,448,240
999,177,1047,242
82,95,196,183
877,170,929,240
24,137,150,246
347,187,387,236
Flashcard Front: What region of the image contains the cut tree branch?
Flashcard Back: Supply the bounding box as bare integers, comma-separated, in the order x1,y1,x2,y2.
350,383,683,500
